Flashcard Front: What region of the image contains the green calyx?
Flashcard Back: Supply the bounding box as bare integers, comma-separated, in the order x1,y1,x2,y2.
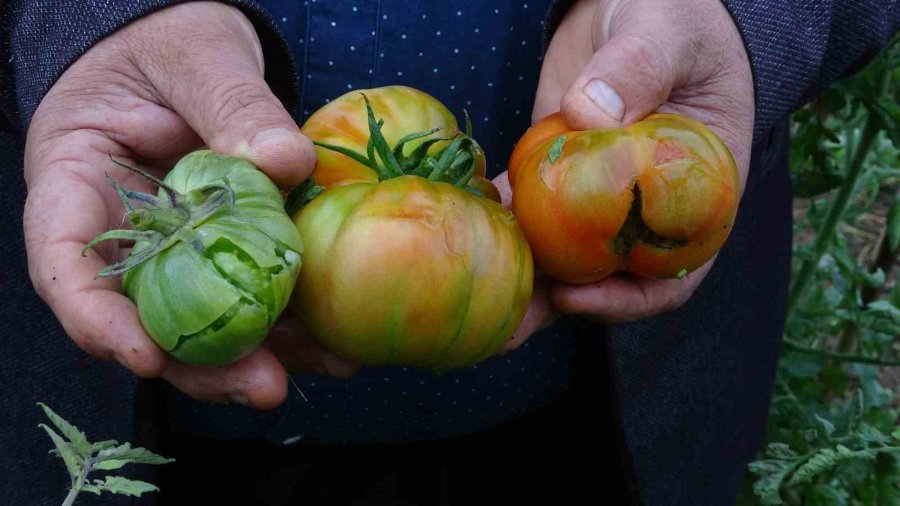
284,177,325,217
82,156,235,277
314,93,483,188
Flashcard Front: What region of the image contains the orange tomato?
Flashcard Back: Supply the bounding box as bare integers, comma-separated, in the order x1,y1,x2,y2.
509,113,739,284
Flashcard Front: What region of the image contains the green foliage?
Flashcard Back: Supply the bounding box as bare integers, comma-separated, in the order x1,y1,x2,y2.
38,403,174,506
744,35,900,505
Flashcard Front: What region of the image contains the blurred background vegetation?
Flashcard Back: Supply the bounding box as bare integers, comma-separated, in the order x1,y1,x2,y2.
739,35,900,505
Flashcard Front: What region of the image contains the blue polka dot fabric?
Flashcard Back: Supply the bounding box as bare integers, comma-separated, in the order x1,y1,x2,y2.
166,0,578,445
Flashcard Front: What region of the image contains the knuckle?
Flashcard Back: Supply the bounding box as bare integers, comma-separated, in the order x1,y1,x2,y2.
206,78,279,134
210,79,266,124
618,35,673,99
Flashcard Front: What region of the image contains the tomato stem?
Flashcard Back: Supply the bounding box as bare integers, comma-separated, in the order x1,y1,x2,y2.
311,92,484,191
83,156,236,277
787,115,880,313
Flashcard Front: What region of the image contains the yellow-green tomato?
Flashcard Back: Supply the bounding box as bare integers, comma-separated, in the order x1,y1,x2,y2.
291,175,533,372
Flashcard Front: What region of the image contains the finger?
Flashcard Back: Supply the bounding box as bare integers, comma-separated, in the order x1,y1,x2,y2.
491,171,513,210
265,317,360,378
24,156,168,378
532,0,596,121
128,3,314,187
106,103,205,161
161,347,289,410
560,32,677,130
551,262,711,323
498,277,558,355
28,69,203,165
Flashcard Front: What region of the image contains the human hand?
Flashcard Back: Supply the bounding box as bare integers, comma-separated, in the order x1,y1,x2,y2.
24,2,354,410
491,172,559,355
515,0,754,324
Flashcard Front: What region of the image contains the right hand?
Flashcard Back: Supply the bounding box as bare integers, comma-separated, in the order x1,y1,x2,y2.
23,2,356,411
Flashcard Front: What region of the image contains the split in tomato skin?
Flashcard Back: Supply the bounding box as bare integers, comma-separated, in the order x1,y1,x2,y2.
289,87,533,372
83,151,304,366
509,113,739,284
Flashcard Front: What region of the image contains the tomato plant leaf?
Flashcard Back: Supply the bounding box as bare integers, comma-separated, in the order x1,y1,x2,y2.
94,476,159,497
37,402,90,456
39,424,83,481
96,442,175,465
81,484,102,495
90,440,120,452
93,459,129,471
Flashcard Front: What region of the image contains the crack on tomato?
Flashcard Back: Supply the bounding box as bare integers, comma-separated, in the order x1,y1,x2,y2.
613,184,687,256
169,234,298,353
203,238,282,324
170,298,248,353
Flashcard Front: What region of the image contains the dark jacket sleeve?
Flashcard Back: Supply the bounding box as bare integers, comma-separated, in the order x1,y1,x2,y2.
543,0,900,143
0,0,298,134
722,0,899,141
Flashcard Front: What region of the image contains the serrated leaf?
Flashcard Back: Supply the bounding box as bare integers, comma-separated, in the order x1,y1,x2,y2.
81,484,102,495
807,483,848,506
767,443,800,460
95,476,159,497
749,460,793,475
750,460,793,505
815,414,836,438
94,459,128,471
96,443,174,465
91,440,119,452
37,403,91,456
857,423,893,445
788,446,879,486
39,424,82,481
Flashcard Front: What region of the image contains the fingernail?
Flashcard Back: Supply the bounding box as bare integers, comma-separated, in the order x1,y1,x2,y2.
230,393,251,407
250,128,297,152
583,79,625,121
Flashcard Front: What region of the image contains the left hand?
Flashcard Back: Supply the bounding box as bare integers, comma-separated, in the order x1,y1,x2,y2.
496,0,754,335
493,171,558,355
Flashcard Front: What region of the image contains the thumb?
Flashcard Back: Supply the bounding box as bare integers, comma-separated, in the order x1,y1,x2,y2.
561,34,676,130
130,3,313,187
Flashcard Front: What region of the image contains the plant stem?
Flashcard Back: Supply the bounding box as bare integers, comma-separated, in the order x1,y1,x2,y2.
62,455,91,506
787,116,881,313
834,185,900,353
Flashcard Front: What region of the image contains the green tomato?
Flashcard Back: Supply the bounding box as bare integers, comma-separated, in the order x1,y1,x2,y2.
85,150,303,366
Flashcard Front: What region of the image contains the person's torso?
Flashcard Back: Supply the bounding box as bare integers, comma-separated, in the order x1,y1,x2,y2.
164,0,578,445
